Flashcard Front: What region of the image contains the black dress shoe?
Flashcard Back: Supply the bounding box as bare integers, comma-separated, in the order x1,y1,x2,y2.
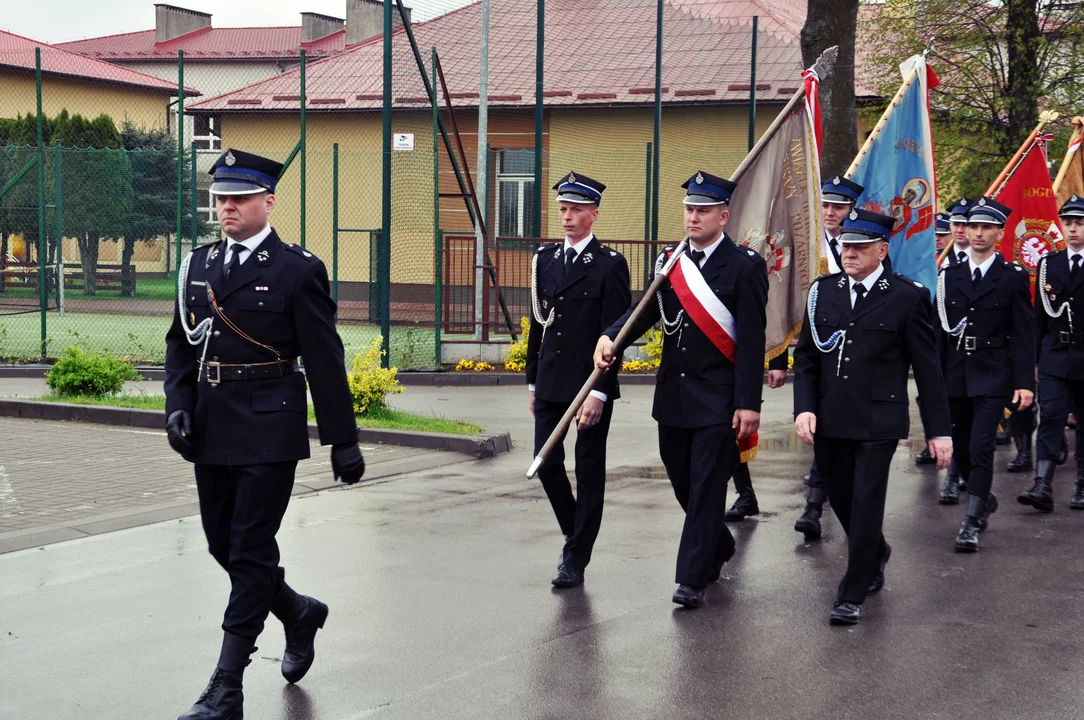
551,566,584,588
178,668,245,720
976,492,999,532
724,492,760,522
939,474,960,504
829,602,862,626
914,447,935,465
1018,462,1055,514
281,595,329,684
794,502,823,539
955,516,981,552
672,584,705,608
867,545,892,595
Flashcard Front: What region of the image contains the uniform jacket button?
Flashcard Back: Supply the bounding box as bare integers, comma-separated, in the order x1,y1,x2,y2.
680,372,686,378
843,375,849,380
559,296,565,301
848,322,855,327
213,330,221,337
681,347,687,352
844,357,850,362
556,350,562,355
212,356,219,361
684,322,690,328
556,332,562,337
846,339,853,345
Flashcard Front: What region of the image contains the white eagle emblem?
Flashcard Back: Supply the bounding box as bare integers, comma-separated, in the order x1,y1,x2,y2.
695,172,705,184
568,172,576,184
742,228,790,281
225,151,236,167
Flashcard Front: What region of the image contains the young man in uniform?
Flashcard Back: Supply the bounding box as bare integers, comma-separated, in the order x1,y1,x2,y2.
936,196,1035,552
795,176,867,540
1019,195,1084,511
165,149,365,720
794,208,952,625
595,171,768,609
526,172,631,588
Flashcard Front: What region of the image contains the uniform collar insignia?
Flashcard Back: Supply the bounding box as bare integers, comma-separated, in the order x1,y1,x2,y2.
257,249,270,264
209,247,219,260
877,277,890,290
554,248,562,259
582,252,594,265
837,276,847,288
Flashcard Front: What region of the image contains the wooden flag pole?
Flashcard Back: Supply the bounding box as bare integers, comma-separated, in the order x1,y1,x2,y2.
1053,116,1084,195
937,110,1059,266
844,58,924,179
525,46,841,479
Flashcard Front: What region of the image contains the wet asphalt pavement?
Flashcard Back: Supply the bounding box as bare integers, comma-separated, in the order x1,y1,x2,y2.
4,384,1084,719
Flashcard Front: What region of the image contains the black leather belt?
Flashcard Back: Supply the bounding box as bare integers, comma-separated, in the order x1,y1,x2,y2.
1059,331,1084,344
200,359,298,385
961,336,1007,350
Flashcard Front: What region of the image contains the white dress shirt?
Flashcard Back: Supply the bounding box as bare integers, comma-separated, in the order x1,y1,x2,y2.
1067,247,1084,269
848,263,884,307
223,224,273,267
689,234,724,268
968,252,997,280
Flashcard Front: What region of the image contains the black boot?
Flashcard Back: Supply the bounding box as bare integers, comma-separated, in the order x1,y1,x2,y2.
976,491,999,531
724,464,759,522
795,487,825,540
1056,432,1069,465
1006,434,1033,473
914,447,935,465
1071,463,1084,510
281,595,329,684
178,632,253,720
996,427,1011,445
1018,459,1055,513
955,495,986,552
939,471,961,504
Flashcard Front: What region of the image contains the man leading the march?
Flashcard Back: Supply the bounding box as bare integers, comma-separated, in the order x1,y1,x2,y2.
594,170,768,609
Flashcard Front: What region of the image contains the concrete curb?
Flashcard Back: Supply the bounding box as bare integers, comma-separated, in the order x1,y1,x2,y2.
0,398,512,459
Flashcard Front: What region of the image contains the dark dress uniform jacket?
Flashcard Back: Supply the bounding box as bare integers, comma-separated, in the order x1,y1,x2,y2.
1035,251,1084,380
165,230,357,466
605,237,768,428
937,255,1035,397
794,271,951,440
527,237,631,402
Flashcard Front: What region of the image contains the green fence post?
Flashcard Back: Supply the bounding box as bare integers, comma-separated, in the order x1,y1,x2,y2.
652,0,662,251
190,141,198,251
332,142,339,304
380,0,393,368
644,141,653,286
54,140,63,314
748,16,758,152
432,48,442,368
300,49,307,249
36,48,46,357
176,50,185,280
533,0,544,237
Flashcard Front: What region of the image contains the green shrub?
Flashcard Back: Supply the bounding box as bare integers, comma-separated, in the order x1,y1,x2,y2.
45,346,140,397
347,337,403,415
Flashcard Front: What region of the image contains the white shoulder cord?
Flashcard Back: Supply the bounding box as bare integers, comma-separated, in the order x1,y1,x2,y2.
806,277,847,376
177,250,215,366
1038,256,1074,332
654,250,685,344
936,267,969,349
530,250,556,348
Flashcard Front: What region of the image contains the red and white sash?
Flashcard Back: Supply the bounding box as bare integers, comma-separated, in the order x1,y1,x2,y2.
667,253,738,363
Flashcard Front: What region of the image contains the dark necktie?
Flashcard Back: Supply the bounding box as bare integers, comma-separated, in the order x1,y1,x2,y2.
853,282,867,310
564,247,576,278
830,238,841,262
957,250,966,263
690,249,706,268
226,245,245,279
1073,255,1081,278
972,267,982,288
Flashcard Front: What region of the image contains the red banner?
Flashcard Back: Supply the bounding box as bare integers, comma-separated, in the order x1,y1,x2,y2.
994,138,1065,295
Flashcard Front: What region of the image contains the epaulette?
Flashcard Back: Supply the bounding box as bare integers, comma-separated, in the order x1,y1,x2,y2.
894,271,924,289
599,244,620,258
1006,261,1024,272
814,271,841,283
662,245,676,253
285,243,316,261
536,242,559,254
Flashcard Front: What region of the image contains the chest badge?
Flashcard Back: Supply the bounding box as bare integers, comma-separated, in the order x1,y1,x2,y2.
542,299,548,310
189,311,196,325
255,286,269,292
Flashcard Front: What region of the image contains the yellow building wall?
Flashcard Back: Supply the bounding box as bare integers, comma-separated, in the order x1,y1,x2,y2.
219,112,434,286
1,70,171,130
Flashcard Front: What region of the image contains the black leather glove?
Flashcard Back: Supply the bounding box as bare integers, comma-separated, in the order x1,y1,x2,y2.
331,442,365,484
166,409,193,456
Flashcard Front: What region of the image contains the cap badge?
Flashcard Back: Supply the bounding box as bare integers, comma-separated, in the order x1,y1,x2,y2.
961,198,968,205
695,172,704,184
225,151,236,167
849,210,858,220
833,176,841,185
568,172,576,184
1073,195,1079,202
978,198,987,206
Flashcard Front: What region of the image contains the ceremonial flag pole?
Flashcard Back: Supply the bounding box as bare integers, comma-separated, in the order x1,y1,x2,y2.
937,110,1060,266
525,46,840,479
1053,116,1084,201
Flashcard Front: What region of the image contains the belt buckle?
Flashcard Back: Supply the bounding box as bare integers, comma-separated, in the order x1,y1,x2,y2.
1061,331,1072,344
206,360,221,385
964,336,977,351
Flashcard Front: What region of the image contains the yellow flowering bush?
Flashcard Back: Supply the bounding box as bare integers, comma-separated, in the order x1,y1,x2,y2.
622,358,661,372
474,361,494,372
347,337,402,415
503,316,531,371
455,359,475,372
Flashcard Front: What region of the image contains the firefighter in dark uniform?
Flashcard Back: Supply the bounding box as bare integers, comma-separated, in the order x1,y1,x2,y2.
935,196,1035,552
1019,194,1084,511
724,351,788,522
526,171,631,589
794,176,867,540
165,149,365,720
595,171,768,609
794,208,952,625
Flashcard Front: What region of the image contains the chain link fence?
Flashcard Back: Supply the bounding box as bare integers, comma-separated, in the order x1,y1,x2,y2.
1,0,801,369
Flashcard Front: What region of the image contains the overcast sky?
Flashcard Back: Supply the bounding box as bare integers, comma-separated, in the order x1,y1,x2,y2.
5,0,465,44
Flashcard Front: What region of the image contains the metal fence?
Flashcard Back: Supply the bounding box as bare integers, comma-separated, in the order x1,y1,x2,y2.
1,0,794,369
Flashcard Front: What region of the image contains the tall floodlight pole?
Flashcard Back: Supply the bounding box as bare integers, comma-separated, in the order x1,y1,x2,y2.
475,0,490,340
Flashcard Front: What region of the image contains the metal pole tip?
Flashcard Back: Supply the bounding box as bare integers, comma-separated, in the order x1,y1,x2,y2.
526,457,543,479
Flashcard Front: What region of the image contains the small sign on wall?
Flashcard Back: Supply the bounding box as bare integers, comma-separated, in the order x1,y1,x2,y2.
393,133,415,151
